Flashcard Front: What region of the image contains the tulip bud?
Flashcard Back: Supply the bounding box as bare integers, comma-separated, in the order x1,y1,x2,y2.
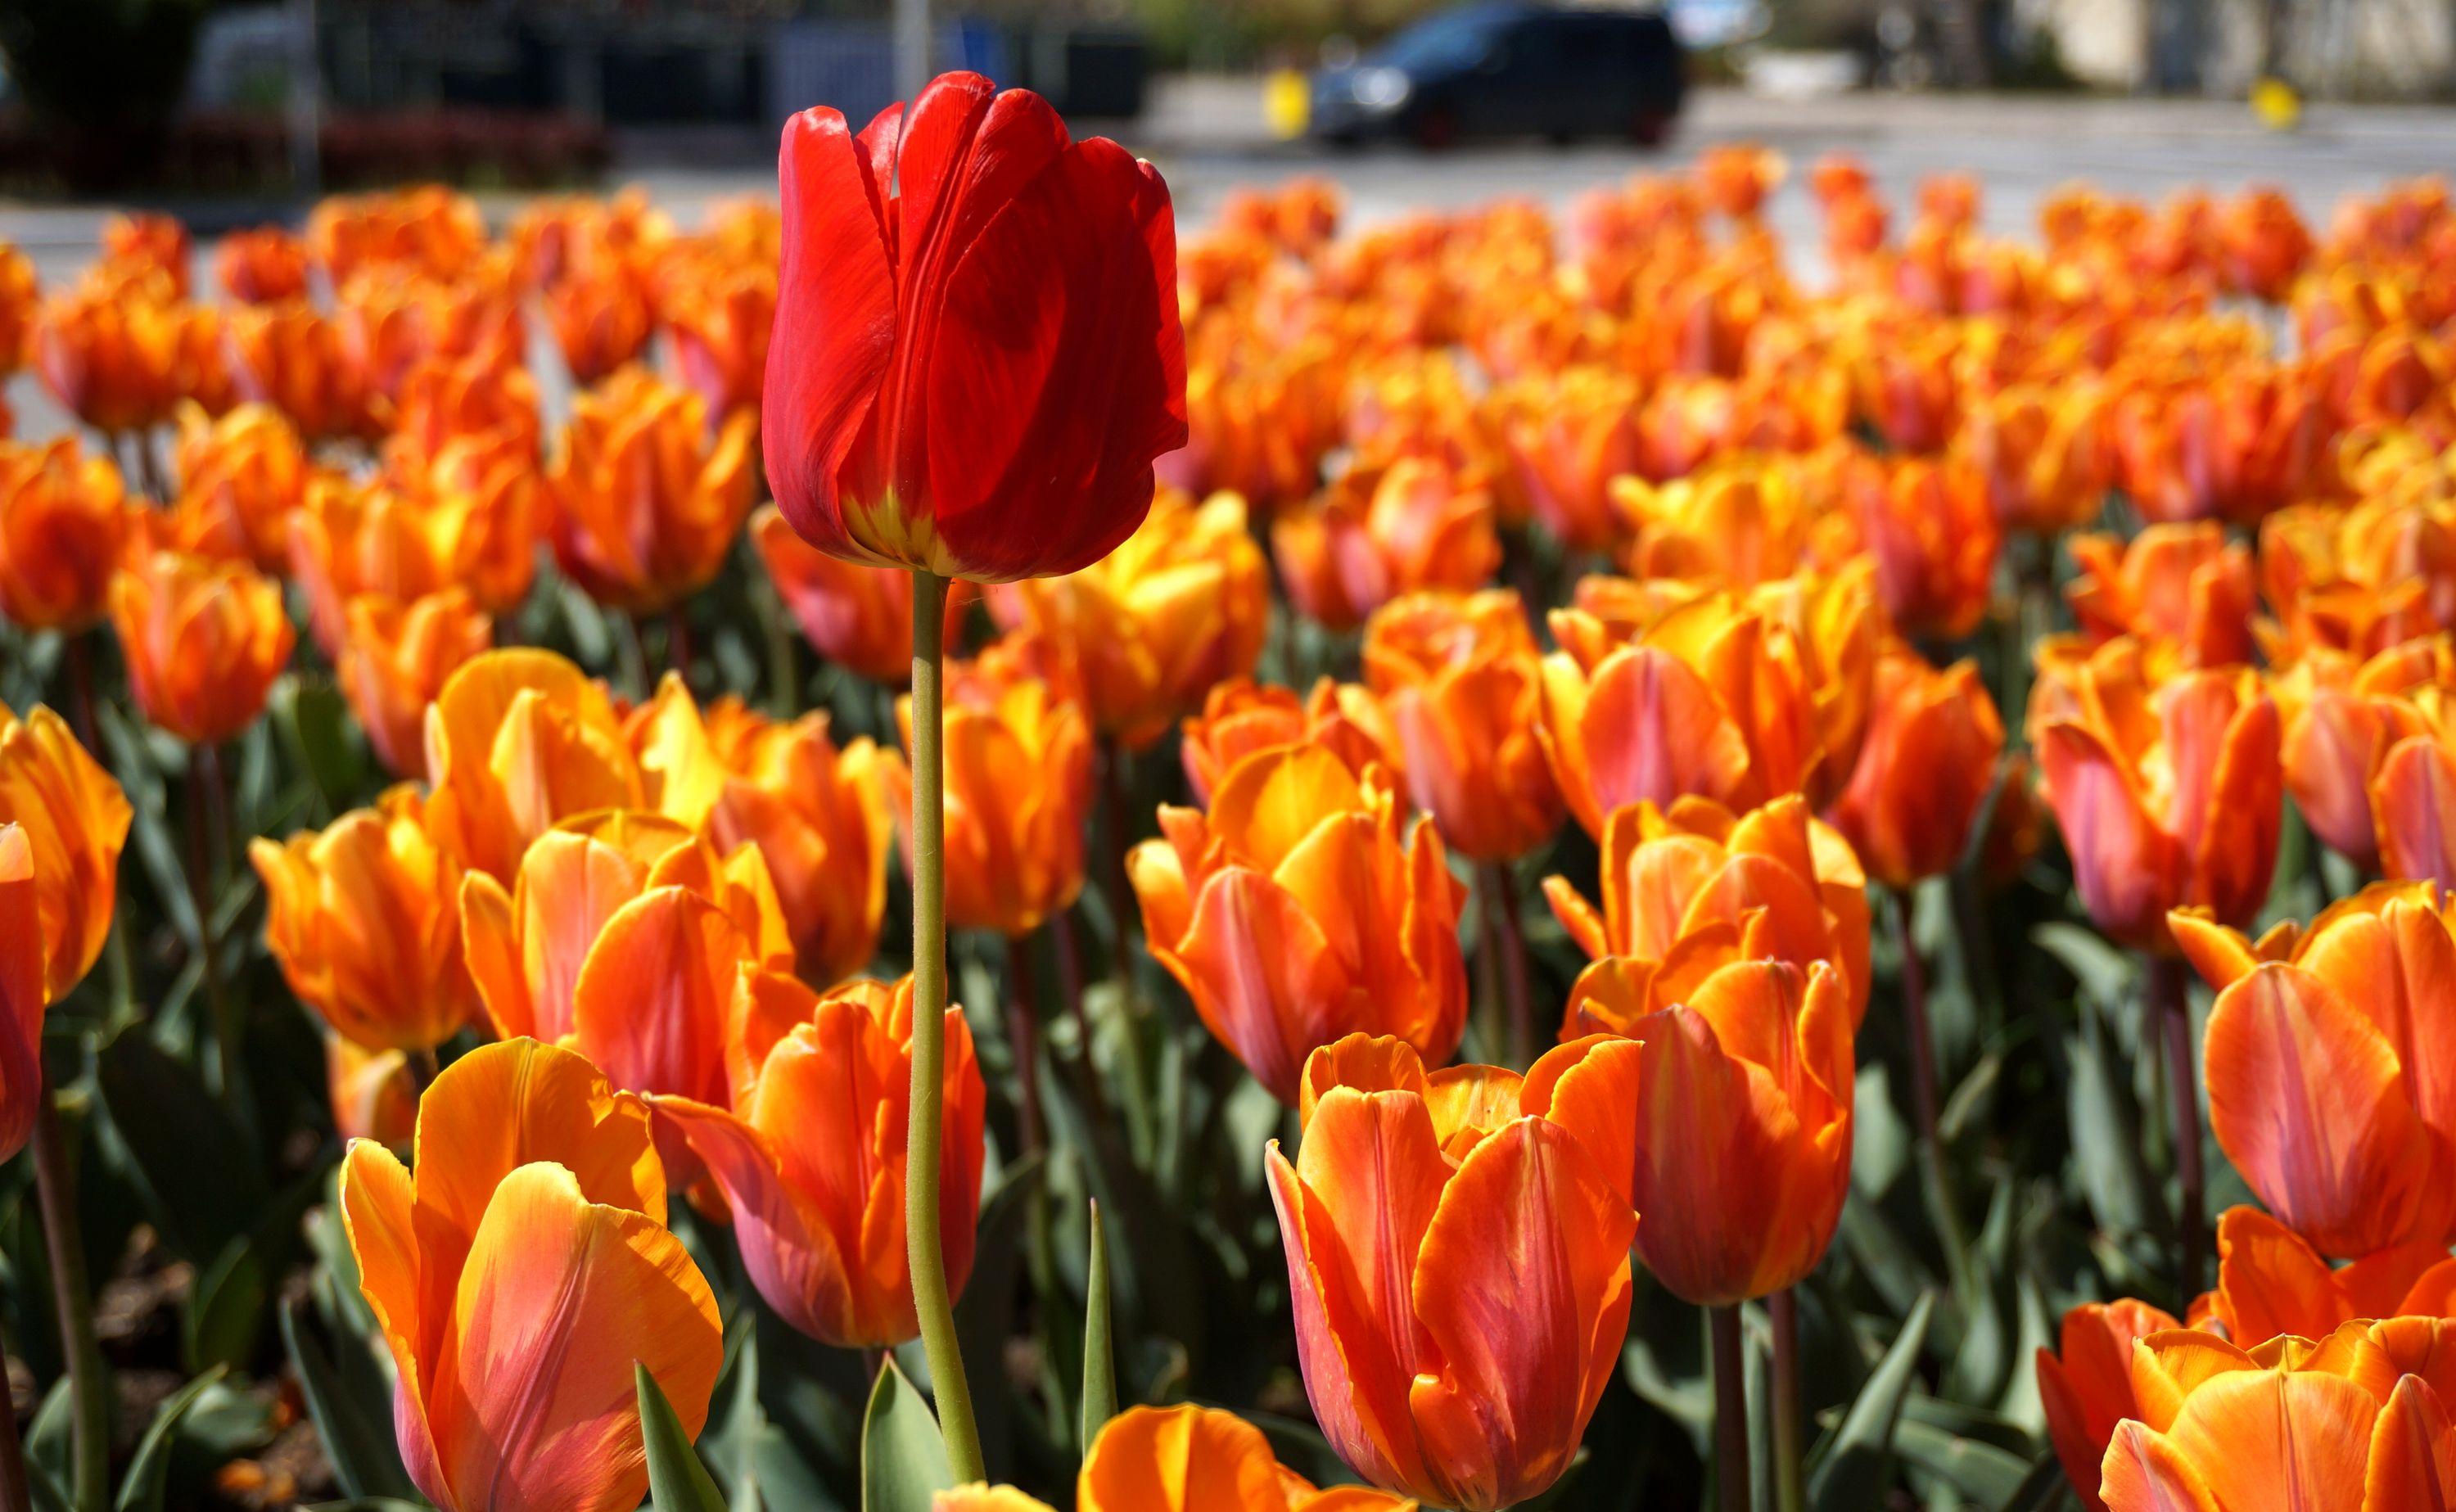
108,547,294,747
0,436,133,633
1361,589,1562,863
547,366,756,615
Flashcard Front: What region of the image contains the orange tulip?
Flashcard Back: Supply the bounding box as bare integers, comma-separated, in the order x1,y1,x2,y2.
2065,524,2257,668
216,227,312,305
340,1037,723,1512
544,254,657,386
1265,1034,1634,1509
546,367,756,615
988,490,1271,749
2192,1205,2456,1346
2169,881,2456,1254
650,972,985,1347
1614,458,1851,588
937,1403,1417,1512
421,649,648,882
2097,1320,2456,1511
628,679,893,986
1699,144,1786,220
222,300,376,441
1129,745,1467,1103
1172,340,1347,517
100,212,191,297
1179,675,1400,808
1,824,43,1162
750,506,975,688
1360,589,1562,863
0,241,37,377
291,469,537,661
385,350,543,479
309,187,488,287
108,546,294,746
167,402,315,572
657,250,774,418
1499,366,1643,553
1962,380,2115,535
1540,571,1880,833
325,1035,417,1146
884,646,1094,940
0,702,131,1003
1271,458,1501,632
459,810,788,1107
1837,451,1998,640
338,591,494,783
32,278,188,435
336,261,524,402
2037,1299,2186,1512
1539,956,1853,1304
2111,364,2330,526
1545,792,1872,1030
1827,648,2007,889
2269,639,2456,871
400,429,546,619
2029,637,2282,950
251,785,480,1053
0,436,132,632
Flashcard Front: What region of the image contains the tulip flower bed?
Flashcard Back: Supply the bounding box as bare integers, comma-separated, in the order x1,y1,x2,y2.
6,71,2456,1510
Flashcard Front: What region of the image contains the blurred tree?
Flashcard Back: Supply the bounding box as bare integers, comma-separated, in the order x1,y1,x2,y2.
0,0,213,192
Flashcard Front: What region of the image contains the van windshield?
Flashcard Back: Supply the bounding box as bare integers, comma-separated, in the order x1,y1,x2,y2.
1370,4,1521,73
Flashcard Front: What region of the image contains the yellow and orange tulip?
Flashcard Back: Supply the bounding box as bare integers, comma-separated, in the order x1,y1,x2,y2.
1178,675,1399,809
2065,524,2257,668
2036,1299,2186,1512
546,367,756,616
420,649,648,882
750,506,974,688
0,436,132,632
2191,1205,2456,1345
938,1403,1417,1512
1360,589,1562,863
0,702,131,1003
108,546,294,747
1272,458,1501,632
337,591,494,783
1827,648,2007,889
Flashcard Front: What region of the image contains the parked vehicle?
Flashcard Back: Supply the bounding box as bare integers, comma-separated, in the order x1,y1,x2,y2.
1310,1,1686,147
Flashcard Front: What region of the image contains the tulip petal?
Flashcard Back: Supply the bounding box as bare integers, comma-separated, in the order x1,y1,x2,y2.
2038,720,2176,947
338,1139,449,1508
566,887,743,1106
1165,868,1351,1104
650,1093,863,1346
1578,647,1753,821
2099,1423,2221,1512
2365,1376,2456,1512
2164,1367,2377,1512
0,825,43,1162
2377,737,2456,892
1076,1403,1290,1512
2205,964,2440,1255
2206,1206,2347,1344
429,1161,721,1512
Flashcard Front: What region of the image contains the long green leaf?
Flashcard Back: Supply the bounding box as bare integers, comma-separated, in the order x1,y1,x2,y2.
113,1365,227,1512
639,1362,730,1512
282,1299,415,1501
1080,1198,1117,1452
860,1357,954,1512
1807,1292,1935,1512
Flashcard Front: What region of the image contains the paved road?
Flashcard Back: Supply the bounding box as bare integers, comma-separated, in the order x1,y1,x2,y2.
7,80,2452,440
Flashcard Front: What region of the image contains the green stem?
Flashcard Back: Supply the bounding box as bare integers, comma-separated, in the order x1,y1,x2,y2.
1769,1291,1806,1512
2152,955,2205,1302
187,748,237,1108
905,569,986,1483
34,1090,108,1512
1708,1304,1749,1512
1477,862,1536,1068
1896,890,1973,1311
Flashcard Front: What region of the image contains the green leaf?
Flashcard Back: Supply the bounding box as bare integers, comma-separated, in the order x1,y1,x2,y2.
184,1237,267,1374
282,1299,416,1501
2066,1004,2163,1239
1807,1291,1935,1512
1892,1411,2034,1505
1998,1448,2077,1512
639,1362,730,1512
860,1357,953,1512
93,1032,265,1265
113,1365,226,1512
1081,1198,1117,1452
273,679,368,815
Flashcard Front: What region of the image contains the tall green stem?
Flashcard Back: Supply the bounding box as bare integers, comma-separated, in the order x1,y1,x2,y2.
1476,861,1535,1068
2151,955,2205,1301
905,569,986,1482
1768,1290,1806,1512
1708,1304,1749,1512
34,1091,108,1512
1895,890,1972,1311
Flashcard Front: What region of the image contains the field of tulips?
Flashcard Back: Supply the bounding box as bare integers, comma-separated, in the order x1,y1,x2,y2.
5,67,2456,1512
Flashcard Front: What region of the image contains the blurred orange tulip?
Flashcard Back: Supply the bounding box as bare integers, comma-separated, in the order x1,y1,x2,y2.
1272,458,1501,632
1698,144,1786,220
2035,1299,2184,1512
629,679,892,986
340,1037,722,1512
0,824,43,1162
215,227,312,305
1539,957,1854,1304
1178,675,1400,808
2098,1320,2456,1511
309,187,487,287
2191,1205,2456,1345
421,650,648,882
659,252,774,418
0,436,132,632
939,1403,1419,1512
169,403,315,572
1131,745,1467,1103
100,213,190,296
2112,363,2330,526
0,702,131,1002
1828,648,2007,889
751,507,975,688
989,490,1271,749
460,809,788,1107
1361,589,1562,863
386,350,543,479
2065,524,2257,668
222,300,375,441
651,972,985,1347
32,279,188,436
336,261,524,401
884,647,1093,941
1962,380,2115,535
2270,639,2455,871
1546,792,1872,1030
1500,366,1643,553
2029,638,2282,950
1837,451,1998,640
1266,1034,1633,1509
544,255,657,386
251,785,480,1053
546,367,756,615
291,472,535,658
2170,881,2456,1254
1542,571,1880,833
325,1036,417,1147
108,546,294,746
337,591,494,783
1614,458,1849,588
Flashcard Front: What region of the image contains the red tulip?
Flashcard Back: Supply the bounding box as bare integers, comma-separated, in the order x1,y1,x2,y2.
764,71,1186,582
